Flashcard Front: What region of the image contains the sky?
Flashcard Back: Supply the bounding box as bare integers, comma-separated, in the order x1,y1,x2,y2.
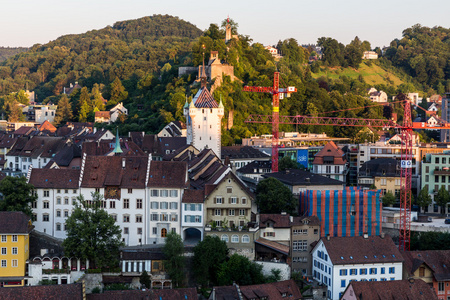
1,0,449,49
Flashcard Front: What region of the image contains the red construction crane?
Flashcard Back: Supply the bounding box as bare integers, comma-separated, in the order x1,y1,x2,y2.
245,99,450,251
243,72,297,172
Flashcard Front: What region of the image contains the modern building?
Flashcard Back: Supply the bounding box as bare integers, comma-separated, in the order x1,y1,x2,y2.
0,212,33,287
312,234,403,300
421,151,450,213
300,188,382,238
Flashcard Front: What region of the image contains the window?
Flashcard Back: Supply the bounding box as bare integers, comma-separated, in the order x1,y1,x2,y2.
12,259,18,267
124,227,129,234
151,190,159,197
170,214,177,222
65,189,68,194
128,188,133,194
381,267,385,274
215,197,223,204
242,198,247,205
161,202,168,209
160,190,168,197
1,260,6,267
350,269,357,275
360,268,367,275
123,199,129,209
1,236,6,242
170,202,178,210
95,188,100,193
221,235,229,242
64,198,69,205
380,178,387,186
136,199,143,209
419,267,425,277
239,209,246,216
73,190,77,194
136,215,142,223
43,190,49,197
230,197,237,204
152,227,157,235
160,213,168,221
439,282,445,292
151,214,158,221
340,269,347,276
56,210,61,217
215,209,221,216
43,214,49,222
137,228,142,235
341,280,346,288
151,202,159,209
314,229,318,234
170,190,178,197
229,209,235,216
227,187,232,193
389,267,395,274
56,198,61,205
56,224,61,231
110,201,116,209
64,210,69,218
57,189,61,194
231,235,239,243
123,215,130,223
242,235,250,243
1,248,6,255
43,201,49,209
370,268,377,275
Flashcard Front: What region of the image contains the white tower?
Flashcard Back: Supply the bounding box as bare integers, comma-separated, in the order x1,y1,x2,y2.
184,88,224,158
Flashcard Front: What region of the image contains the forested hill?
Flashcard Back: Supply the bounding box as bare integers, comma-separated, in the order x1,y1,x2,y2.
0,15,203,99
0,47,28,62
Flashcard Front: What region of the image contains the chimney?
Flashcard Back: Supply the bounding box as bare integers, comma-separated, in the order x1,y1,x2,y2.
290,216,293,223
281,211,287,215
122,158,126,169
363,232,369,239
305,178,310,182
326,235,330,241
380,232,385,238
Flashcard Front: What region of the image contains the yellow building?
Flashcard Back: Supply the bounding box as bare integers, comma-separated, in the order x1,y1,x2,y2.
0,212,32,287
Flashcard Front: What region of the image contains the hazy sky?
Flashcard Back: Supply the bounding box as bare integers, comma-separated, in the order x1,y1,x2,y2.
1,0,449,48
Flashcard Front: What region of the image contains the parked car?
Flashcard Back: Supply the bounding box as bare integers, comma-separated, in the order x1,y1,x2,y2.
445,218,450,224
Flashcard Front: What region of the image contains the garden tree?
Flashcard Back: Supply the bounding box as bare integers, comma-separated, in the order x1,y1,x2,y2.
361,40,371,52
108,77,128,107
217,254,266,286
54,94,73,125
317,37,345,67
221,18,238,35
204,23,223,40
163,232,185,288
193,235,228,287
435,186,450,214
410,231,450,250
278,156,299,171
0,176,37,217
416,185,432,211
15,90,29,105
139,270,151,289
63,192,123,269
256,177,296,214
381,191,396,207
7,101,26,122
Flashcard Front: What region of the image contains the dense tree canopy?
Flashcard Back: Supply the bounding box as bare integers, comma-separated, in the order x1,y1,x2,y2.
255,177,296,214
0,176,37,217
163,232,185,287
193,235,228,287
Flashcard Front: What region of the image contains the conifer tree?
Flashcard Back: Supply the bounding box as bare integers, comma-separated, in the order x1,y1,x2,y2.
54,94,73,125
108,77,128,107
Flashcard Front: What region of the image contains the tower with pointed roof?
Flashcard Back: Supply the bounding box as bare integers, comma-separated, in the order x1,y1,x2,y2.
184,82,224,158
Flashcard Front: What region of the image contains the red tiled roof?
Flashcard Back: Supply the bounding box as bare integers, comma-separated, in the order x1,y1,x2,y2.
13,126,35,136
260,214,291,228
29,168,80,189
403,250,450,281
0,283,83,299
0,211,32,234
147,161,188,188
319,235,403,265
95,111,111,119
193,87,218,108
346,279,437,300
312,141,346,165
182,189,204,203
86,287,197,300
240,280,302,300
37,120,57,133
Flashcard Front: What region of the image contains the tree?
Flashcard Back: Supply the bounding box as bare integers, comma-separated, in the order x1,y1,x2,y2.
279,156,299,171
435,186,450,214
108,77,128,107
163,232,185,288
8,101,26,122
193,235,228,287
381,191,396,207
63,192,123,269
0,176,37,217
410,231,450,250
78,99,90,122
139,270,151,289
217,254,266,286
255,177,296,214
221,18,238,35
416,186,432,212
54,94,73,125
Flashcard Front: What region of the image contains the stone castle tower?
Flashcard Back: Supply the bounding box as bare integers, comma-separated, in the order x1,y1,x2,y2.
184,77,224,158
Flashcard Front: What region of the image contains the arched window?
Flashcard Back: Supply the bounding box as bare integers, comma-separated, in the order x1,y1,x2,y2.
221,234,229,243
242,235,250,243
161,228,167,238
231,235,239,243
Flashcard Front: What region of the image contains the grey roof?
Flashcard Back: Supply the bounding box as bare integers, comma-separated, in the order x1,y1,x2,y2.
358,158,400,178
263,169,344,186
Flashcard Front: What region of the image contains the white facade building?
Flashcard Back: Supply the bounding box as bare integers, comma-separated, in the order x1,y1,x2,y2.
312,235,403,300
184,86,224,159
